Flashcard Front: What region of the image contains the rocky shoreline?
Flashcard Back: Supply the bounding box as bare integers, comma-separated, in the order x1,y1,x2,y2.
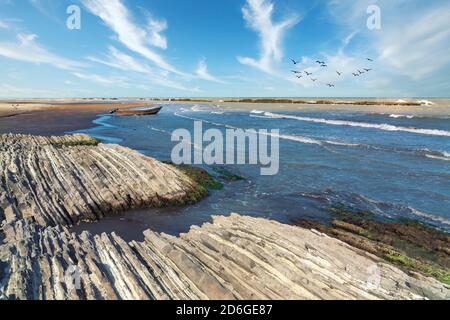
0,134,449,300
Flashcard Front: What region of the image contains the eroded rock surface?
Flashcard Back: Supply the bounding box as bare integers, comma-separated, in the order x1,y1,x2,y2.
0,134,202,227
1,214,449,300
0,134,448,300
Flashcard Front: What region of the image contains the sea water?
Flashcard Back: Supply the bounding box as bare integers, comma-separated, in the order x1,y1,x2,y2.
72,103,450,240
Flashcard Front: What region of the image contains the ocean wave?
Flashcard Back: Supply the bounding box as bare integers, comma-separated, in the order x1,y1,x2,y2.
263,112,450,137
417,100,435,106
177,113,450,162
176,112,363,148
423,150,450,162
389,114,415,119
250,110,264,114
300,189,450,231
190,104,211,112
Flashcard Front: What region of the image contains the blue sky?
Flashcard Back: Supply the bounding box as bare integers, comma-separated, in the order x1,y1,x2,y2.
0,0,449,98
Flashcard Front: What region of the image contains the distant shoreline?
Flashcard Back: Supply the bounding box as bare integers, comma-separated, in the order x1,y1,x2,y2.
1,98,450,136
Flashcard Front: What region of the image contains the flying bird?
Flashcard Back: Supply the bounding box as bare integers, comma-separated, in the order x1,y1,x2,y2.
326,84,335,88
352,73,359,77
366,58,374,62
336,71,342,76
305,71,312,76
291,70,302,74
315,60,325,65
311,78,318,82
291,58,300,65
296,75,303,79
363,68,372,72
320,64,328,68
357,69,364,75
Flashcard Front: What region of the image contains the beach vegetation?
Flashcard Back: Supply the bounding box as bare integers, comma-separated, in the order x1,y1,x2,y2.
50,137,100,148
296,206,450,285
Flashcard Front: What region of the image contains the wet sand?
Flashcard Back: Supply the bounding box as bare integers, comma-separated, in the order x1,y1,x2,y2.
0,101,153,136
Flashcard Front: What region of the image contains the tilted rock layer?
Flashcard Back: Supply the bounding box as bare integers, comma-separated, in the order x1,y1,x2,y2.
0,134,449,300
1,214,449,300
0,134,202,227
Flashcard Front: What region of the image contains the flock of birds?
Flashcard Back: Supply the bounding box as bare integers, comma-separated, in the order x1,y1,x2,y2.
290,58,374,88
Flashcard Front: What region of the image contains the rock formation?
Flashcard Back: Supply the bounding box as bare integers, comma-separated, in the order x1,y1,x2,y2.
0,134,449,300
1,214,448,300
0,134,203,227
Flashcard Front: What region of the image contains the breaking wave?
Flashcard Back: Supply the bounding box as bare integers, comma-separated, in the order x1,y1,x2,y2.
389,114,415,119
263,112,450,137
300,189,450,231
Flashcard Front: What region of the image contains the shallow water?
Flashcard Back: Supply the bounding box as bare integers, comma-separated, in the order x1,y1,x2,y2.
72,104,450,241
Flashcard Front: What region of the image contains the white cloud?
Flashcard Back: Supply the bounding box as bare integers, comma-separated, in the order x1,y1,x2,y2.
327,0,450,80
237,0,299,74
87,46,154,74
195,58,226,83
83,0,180,74
0,83,51,97
0,33,83,70
377,6,450,79
0,20,9,29
147,17,168,50
88,47,193,91
73,72,130,87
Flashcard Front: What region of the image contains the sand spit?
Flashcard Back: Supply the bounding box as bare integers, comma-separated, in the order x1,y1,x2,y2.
0,134,448,300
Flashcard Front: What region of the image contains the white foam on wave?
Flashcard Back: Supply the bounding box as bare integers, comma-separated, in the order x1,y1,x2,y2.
424,150,450,162
176,112,362,148
426,155,450,161
409,207,450,227
263,112,450,137
250,110,264,114
417,100,435,106
389,114,415,119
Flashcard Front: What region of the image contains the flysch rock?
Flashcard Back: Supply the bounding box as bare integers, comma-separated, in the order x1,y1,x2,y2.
0,215,448,300
0,134,202,227
0,134,448,300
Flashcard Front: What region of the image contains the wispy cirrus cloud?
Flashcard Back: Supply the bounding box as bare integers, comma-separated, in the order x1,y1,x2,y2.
195,58,226,84
0,33,84,70
237,0,300,74
72,72,131,87
327,0,450,80
147,17,168,50
82,0,181,75
87,46,193,91
0,19,9,29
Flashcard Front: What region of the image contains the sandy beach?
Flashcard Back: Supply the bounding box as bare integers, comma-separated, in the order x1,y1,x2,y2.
0,100,152,135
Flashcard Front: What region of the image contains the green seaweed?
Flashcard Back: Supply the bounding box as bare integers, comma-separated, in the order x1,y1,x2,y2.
211,166,245,182
50,137,100,148
165,163,224,190
298,205,450,285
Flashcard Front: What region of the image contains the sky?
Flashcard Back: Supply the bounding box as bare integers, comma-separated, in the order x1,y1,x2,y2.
0,0,449,98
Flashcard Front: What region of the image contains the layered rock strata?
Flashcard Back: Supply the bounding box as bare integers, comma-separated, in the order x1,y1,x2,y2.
1,214,449,300
0,134,448,300
0,134,202,227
